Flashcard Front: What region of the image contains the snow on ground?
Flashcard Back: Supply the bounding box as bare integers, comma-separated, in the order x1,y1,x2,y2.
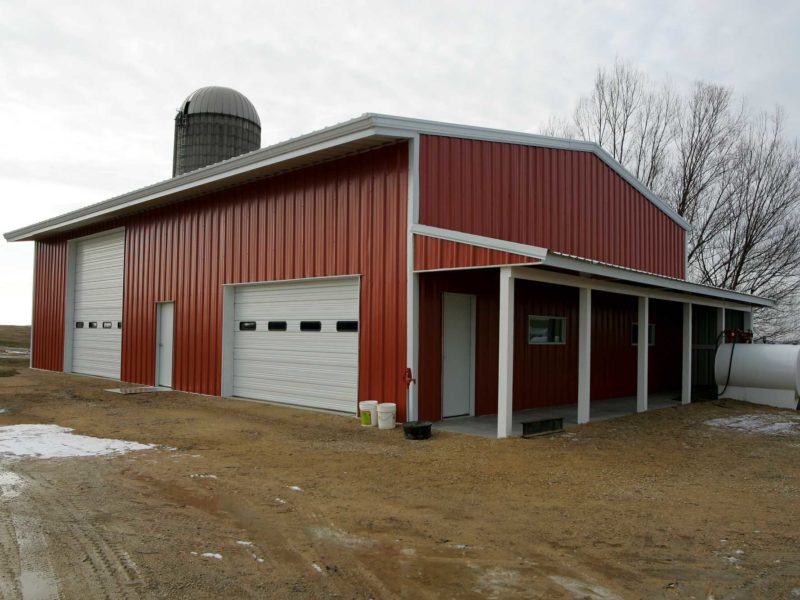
0,424,155,458
201,553,222,560
705,413,800,436
0,471,24,499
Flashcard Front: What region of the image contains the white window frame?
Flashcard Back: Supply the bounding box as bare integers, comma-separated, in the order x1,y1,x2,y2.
528,315,566,345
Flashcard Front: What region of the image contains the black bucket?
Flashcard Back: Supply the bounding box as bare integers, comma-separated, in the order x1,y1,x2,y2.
403,420,433,440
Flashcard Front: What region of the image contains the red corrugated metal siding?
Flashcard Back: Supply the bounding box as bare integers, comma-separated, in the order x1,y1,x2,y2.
418,270,683,420
31,240,67,370
419,135,686,279
121,143,408,418
30,143,408,419
414,235,539,271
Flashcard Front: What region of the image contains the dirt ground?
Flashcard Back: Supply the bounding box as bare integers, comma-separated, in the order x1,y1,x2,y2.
0,356,798,598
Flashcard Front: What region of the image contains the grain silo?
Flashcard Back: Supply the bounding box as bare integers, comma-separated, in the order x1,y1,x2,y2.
172,86,261,176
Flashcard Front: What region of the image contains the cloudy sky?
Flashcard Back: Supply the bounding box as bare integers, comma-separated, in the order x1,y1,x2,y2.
1,0,799,324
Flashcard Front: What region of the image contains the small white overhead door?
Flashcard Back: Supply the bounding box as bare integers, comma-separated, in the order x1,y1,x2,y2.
71,230,125,379
232,277,360,413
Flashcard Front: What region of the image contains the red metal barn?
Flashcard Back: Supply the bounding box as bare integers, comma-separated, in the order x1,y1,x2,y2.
6,112,772,436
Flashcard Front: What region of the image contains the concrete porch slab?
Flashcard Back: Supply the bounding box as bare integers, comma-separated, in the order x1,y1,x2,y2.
433,393,680,438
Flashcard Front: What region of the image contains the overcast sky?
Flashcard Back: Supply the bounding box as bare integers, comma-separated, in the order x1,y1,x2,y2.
1,0,799,325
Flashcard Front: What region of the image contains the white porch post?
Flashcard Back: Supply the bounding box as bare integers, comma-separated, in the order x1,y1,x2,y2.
577,287,591,424
497,267,515,438
743,309,753,332
681,302,692,405
717,306,726,342
637,296,649,413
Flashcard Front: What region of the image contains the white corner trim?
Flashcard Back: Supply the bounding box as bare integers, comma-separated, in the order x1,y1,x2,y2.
411,224,548,261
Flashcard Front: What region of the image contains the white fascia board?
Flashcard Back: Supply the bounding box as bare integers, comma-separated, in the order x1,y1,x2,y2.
521,255,773,308
4,115,381,242
369,114,691,231
411,224,548,260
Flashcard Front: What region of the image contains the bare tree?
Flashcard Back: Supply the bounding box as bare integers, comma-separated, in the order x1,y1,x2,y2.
541,62,800,340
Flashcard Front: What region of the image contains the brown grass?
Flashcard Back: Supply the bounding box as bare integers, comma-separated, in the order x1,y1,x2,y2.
0,325,31,348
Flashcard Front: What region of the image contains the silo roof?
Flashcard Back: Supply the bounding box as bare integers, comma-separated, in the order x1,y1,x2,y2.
180,86,261,126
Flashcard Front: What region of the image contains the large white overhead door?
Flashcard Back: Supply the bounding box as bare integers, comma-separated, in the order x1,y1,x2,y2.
232,277,360,413
71,230,125,379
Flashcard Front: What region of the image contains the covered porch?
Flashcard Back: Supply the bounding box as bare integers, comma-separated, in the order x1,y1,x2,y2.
434,393,680,438
409,229,765,439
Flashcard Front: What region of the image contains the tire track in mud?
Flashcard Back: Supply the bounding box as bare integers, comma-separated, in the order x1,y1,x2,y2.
12,462,148,600
0,497,23,599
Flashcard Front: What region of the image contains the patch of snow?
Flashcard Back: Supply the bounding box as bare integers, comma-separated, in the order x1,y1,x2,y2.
236,540,253,547
0,409,7,414
190,552,198,556
401,548,416,557
190,473,217,479
274,497,287,504
0,470,24,499
0,424,155,458
312,563,323,573
705,414,800,436
288,485,303,492
201,552,222,560
549,575,623,600
251,553,264,563
307,526,375,549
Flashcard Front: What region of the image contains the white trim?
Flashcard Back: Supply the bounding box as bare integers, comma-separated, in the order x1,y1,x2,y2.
717,307,726,341
406,134,420,421
414,261,542,274
4,121,384,241
6,112,692,243
62,239,77,373
543,253,771,307
222,273,361,289
577,288,591,425
510,264,763,310
682,303,692,405
220,286,235,397
497,268,515,438
29,243,37,368
637,296,649,413
411,224,548,260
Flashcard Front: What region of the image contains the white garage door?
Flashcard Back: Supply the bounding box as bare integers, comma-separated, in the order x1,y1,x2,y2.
71,230,125,379
232,277,360,413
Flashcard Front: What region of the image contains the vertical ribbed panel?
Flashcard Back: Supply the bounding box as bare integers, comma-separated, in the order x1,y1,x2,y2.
120,143,409,419
419,135,686,279
414,235,539,271
31,239,67,370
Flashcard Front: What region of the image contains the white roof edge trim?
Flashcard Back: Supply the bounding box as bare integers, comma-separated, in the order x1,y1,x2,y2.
6,111,690,242
411,224,548,260
543,252,774,307
369,114,690,231
4,114,382,242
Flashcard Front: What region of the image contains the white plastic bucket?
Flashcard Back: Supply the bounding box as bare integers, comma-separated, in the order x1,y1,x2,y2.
359,400,378,427
377,403,397,430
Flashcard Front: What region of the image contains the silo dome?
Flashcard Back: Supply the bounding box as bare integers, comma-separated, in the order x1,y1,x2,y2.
172,86,261,177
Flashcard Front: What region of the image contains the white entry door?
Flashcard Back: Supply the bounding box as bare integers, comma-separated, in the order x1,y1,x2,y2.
442,292,476,418
156,302,174,388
